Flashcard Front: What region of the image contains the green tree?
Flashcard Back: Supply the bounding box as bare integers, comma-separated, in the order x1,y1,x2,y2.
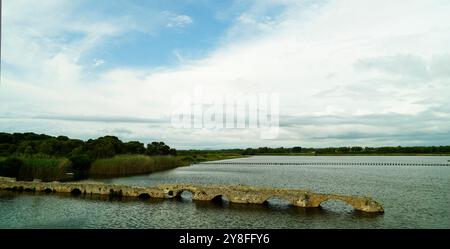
146,142,173,156
85,136,124,159
292,147,302,153
124,141,146,154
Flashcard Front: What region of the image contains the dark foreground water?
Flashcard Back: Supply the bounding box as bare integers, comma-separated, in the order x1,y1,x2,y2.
1,156,449,228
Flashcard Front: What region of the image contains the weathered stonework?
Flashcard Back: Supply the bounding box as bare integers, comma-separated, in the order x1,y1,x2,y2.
0,177,384,213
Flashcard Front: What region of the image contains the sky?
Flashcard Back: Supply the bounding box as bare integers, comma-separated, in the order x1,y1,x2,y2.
1,0,450,149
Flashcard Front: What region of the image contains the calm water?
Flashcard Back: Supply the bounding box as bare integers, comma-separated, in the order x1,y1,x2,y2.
1,156,449,228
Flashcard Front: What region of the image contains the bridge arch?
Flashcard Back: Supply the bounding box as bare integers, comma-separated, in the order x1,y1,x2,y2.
311,195,370,212
43,188,53,193
176,190,194,201
70,188,82,196
211,194,230,203
138,193,151,199
263,196,292,207
304,194,384,213
318,199,355,212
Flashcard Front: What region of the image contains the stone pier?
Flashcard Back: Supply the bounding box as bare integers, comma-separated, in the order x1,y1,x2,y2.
0,177,384,213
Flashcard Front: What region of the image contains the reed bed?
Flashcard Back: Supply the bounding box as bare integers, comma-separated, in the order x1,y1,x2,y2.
88,154,187,178
18,157,71,182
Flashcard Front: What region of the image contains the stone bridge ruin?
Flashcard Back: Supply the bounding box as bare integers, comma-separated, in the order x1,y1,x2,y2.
0,177,384,213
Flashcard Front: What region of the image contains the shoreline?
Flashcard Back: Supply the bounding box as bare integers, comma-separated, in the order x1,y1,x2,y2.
242,153,450,156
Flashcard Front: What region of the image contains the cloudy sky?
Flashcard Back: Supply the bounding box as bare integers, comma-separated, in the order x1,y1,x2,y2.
1,0,450,149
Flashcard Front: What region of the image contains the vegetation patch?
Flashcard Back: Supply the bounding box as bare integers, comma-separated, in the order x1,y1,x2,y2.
1,132,448,181
0,155,71,182
89,155,187,178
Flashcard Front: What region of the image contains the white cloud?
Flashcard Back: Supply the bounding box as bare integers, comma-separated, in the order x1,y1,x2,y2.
1,0,125,88
93,59,105,67
164,12,193,28
354,55,429,80
1,0,450,148
173,50,184,63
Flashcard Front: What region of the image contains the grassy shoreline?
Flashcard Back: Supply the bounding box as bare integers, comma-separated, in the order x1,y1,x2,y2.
89,155,188,178
0,156,71,182
0,153,247,182
1,152,449,182
245,153,450,156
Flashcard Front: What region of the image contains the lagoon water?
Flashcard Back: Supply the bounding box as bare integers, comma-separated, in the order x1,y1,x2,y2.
1,156,449,228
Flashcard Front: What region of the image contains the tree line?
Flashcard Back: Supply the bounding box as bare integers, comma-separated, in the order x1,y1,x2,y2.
0,132,178,177
0,132,176,158
2,133,449,159
240,146,450,155
178,145,450,155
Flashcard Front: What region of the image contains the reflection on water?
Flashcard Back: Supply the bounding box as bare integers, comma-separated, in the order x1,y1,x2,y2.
1,156,449,228
0,190,385,229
